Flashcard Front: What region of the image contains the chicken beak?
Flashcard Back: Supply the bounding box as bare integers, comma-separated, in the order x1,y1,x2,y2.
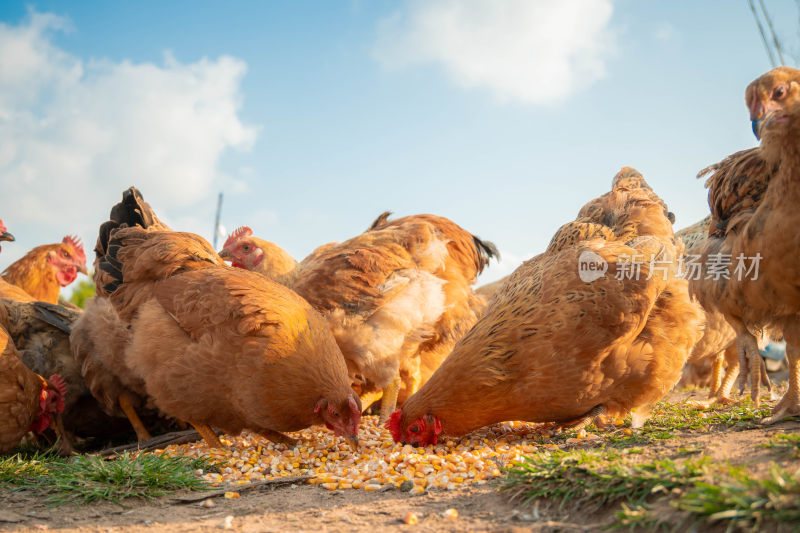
218,249,231,261
752,118,762,140
77,264,88,275
0,231,13,242
344,433,360,449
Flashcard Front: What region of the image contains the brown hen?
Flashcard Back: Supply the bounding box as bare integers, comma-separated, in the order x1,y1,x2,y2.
220,213,497,421
388,168,702,445
89,187,361,447
692,66,800,422
1,237,88,303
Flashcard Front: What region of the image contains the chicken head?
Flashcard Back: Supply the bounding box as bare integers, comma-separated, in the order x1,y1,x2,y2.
0,219,13,251
219,226,263,269
47,236,88,287
747,66,800,141
386,410,442,446
314,394,362,446
29,374,67,433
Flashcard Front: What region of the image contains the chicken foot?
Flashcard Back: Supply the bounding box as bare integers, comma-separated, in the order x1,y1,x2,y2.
190,421,223,448
736,331,771,407
378,375,402,424
761,342,800,424
257,428,297,447
556,404,606,432
118,392,152,441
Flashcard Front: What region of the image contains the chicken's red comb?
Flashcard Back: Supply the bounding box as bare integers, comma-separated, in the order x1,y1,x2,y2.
385,409,404,442
62,235,86,263
223,226,253,249
0,219,6,233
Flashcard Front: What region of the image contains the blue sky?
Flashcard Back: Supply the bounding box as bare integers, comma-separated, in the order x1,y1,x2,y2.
0,1,797,285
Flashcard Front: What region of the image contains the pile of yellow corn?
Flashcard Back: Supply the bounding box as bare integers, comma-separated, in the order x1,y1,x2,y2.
155,416,596,491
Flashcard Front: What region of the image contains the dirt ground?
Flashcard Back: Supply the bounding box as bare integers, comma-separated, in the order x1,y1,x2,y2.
1,388,798,533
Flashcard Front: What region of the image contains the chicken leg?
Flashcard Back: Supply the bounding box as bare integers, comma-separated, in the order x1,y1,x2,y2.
360,390,383,413
190,421,223,448
379,375,402,424
710,351,724,394
118,392,152,441
761,340,800,424
556,404,606,432
257,428,297,447
736,331,771,407
691,345,739,407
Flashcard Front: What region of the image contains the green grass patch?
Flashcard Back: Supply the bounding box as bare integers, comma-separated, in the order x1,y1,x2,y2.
593,400,774,450
761,433,800,458
677,463,800,532
503,448,709,510
1,451,214,505
505,445,800,532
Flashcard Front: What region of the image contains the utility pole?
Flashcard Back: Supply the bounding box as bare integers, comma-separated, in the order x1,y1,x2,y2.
213,192,223,249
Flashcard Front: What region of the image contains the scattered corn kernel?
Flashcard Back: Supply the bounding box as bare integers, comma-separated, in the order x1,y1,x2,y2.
402,512,419,525
443,509,459,520
223,492,239,499
154,416,569,493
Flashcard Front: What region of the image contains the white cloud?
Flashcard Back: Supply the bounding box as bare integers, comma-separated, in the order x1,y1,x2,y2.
374,0,616,105
0,10,257,270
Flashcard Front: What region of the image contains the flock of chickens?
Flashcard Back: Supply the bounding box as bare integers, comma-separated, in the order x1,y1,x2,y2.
0,66,798,456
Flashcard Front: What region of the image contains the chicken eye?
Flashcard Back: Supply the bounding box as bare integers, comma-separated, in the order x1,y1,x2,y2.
242,245,251,252
409,425,420,433
774,86,786,99
62,251,70,258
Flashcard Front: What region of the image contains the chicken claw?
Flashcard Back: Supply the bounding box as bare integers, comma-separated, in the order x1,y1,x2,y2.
556,404,606,432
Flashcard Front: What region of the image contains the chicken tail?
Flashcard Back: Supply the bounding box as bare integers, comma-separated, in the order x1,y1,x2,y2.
472,235,499,273
96,187,168,260
367,211,393,231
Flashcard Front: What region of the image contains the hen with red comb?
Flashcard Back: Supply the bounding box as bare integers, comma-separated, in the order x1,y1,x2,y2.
218,226,301,286
1,235,88,303
388,168,700,445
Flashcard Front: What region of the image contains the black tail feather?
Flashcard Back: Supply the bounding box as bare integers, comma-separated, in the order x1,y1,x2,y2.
473,235,499,273
96,187,163,260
